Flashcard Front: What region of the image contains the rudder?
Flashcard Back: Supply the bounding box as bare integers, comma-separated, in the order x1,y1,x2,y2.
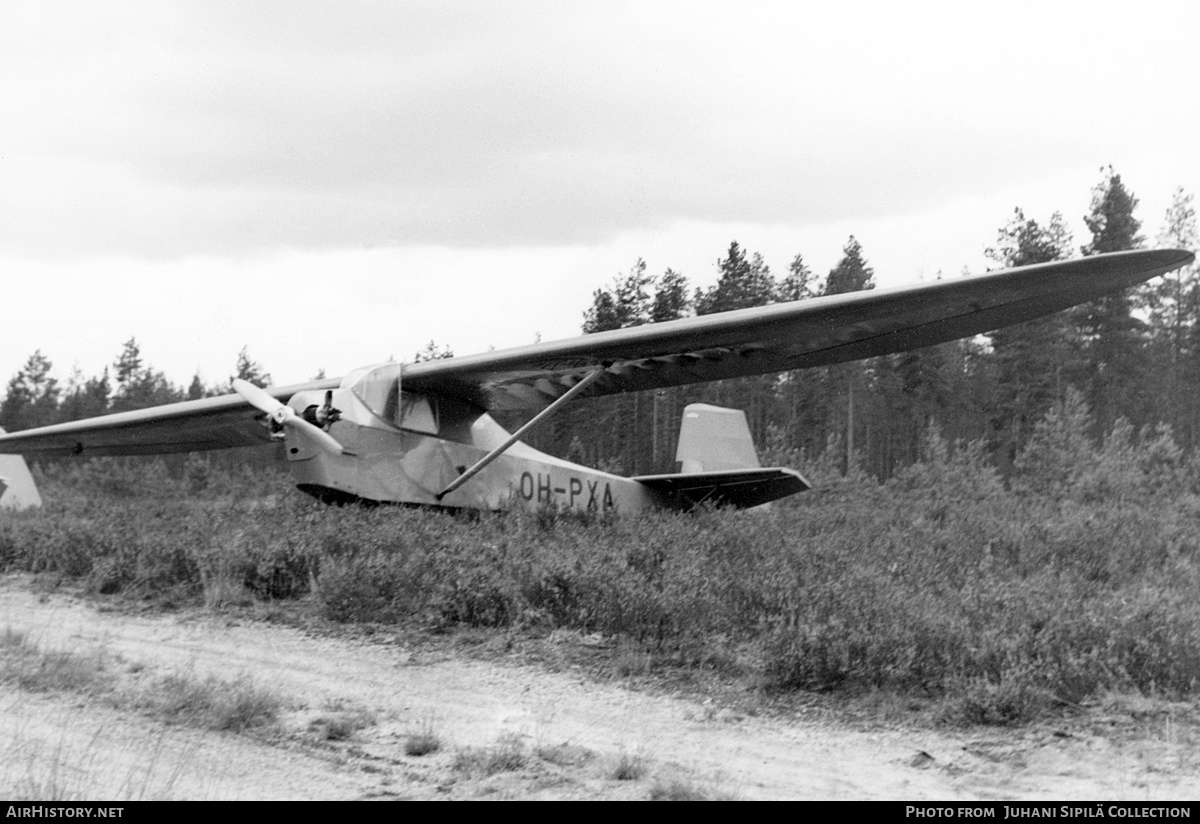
0,428,42,510
674,403,761,473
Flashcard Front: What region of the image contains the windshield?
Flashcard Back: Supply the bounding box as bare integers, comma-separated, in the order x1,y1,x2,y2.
347,362,402,427
343,362,438,434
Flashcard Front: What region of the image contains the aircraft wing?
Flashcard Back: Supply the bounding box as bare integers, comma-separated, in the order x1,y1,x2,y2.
0,379,339,457
0,248,1189,457
401,248,1194,411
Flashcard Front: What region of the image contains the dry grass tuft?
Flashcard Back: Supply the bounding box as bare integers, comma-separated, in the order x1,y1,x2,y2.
648,776,732,800
310,711,376,742
309,700,377,741
404,715,442,756
404,731,441,756
0,630,109,696
453,733,527,776
144,672,283,733
610,751,645,781
535,742,593,767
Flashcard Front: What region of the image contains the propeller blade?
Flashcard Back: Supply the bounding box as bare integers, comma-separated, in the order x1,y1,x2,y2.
232,378,346,456
294,418,348,456
231,378,285,414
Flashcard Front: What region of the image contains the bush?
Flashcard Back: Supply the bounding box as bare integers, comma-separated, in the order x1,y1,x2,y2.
11,401,1200,724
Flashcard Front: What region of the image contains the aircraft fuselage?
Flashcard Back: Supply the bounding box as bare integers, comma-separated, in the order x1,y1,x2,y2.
282,383,658,511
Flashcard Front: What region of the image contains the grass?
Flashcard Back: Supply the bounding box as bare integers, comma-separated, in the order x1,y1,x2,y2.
310,703,377,741
0,629,110,695
1,624,283,736
610,751,645,781
7,397,1200,727
144,673,283,733
16,651,108,693
453,734,527,776
534,742,593,767
3,720,192,802
0,633,205,800
403,715,442,756
405,731,442,756
648,777,731,801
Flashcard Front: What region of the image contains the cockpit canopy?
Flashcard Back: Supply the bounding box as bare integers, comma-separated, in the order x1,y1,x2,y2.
340,362,438,435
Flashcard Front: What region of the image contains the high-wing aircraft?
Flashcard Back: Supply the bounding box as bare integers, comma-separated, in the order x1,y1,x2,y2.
0,249,1191,513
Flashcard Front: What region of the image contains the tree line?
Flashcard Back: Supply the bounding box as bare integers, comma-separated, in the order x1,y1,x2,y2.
4,167,1199,485
0,338,272,433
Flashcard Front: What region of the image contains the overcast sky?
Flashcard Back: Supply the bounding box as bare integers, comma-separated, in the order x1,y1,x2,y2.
2,0,1198,390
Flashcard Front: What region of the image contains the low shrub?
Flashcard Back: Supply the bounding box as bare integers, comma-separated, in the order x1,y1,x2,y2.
10,400,1200,724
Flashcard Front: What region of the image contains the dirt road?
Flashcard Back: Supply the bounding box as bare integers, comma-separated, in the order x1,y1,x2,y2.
1,576,1195,800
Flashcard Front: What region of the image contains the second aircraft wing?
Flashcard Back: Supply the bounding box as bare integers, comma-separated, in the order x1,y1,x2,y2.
401,248,1194,411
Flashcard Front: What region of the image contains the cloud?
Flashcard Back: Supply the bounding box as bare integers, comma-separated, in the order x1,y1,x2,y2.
1,1,1197,261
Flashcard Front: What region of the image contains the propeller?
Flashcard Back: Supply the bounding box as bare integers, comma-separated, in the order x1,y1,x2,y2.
312,390,340,427
232,378,348,456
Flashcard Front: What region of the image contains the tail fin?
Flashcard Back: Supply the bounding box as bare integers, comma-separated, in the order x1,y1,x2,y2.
675,403,761,472
0,429,42,510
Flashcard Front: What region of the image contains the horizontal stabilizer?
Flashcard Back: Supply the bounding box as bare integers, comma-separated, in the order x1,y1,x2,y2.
633,467,811,511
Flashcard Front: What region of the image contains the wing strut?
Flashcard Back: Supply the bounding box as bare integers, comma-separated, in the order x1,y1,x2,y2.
436,368,605,500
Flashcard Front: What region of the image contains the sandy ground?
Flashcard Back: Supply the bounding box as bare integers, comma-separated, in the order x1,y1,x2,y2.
2,576,1198,801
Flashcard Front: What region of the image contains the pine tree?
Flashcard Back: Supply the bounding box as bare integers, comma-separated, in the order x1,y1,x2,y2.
650,268,690,323
773,252,820,458
577,260,664,471
186,373,208,401
777,253,818,302
747,252,776,307
582,289,622,334
0,351,59,431
113,337,143,391
59,366,109,422
690,243,779,448
612,258,653,326
819,237,876,473
1074,167,1148,436
1083,167,1144,255
231,346,273,387
885,341,963,470
694,241,777,315
985,208,1077,471
647,268,691,469
583,259,654,333
1148,187,1200,447
110,339,181,413
823,236,874,296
